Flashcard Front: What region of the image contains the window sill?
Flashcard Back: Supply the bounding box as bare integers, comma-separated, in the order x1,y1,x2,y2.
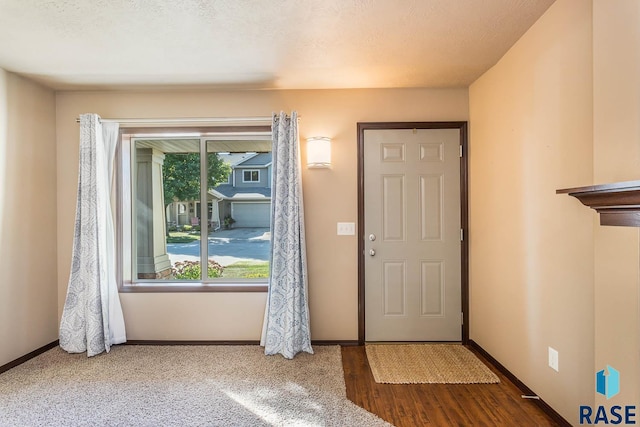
120,282,268,293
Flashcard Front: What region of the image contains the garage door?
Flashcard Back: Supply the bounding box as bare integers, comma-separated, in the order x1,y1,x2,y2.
232,202,271,228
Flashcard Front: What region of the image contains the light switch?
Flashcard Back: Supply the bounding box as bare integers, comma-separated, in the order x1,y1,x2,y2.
337,222,356,235
548,347,559,372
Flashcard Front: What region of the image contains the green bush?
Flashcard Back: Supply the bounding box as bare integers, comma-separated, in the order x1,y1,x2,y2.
166,232,200,243
172,260,224,279
182,224,193,232
223,215,236,229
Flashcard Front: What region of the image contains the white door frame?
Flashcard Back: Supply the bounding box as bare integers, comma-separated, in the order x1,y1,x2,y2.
357,122,469,344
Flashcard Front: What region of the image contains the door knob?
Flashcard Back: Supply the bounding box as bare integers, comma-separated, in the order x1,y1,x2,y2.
369,249,376,256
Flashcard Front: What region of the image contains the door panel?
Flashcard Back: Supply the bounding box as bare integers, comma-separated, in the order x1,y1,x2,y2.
364,128,461,342
420,174,443,240
383,261,406,315
421,260,444,316
382,175,406,241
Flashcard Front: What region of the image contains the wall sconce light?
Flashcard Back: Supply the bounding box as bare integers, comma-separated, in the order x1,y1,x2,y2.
306,136,331,168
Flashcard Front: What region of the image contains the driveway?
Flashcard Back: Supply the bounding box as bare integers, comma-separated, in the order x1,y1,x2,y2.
167,227,270,266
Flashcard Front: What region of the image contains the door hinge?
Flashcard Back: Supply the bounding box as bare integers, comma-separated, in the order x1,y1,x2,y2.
460,228,464,241
459,145,463,158
461,312,464,325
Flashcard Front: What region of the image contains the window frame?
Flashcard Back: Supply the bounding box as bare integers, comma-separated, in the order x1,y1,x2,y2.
116,125,272,293
242,169,261,183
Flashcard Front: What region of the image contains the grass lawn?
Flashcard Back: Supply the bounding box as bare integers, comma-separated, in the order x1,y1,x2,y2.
166,231,200,243
222,261,270,279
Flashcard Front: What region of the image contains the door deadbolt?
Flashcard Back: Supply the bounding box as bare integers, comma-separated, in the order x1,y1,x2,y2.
369,234,376,241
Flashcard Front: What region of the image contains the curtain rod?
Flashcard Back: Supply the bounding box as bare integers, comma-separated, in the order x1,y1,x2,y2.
75,116,274,124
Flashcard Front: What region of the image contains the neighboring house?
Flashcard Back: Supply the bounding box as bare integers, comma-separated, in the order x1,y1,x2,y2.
166,152,272,229
210,153,272,229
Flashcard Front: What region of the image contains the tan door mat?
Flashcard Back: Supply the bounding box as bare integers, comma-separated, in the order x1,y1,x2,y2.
365,344,500,384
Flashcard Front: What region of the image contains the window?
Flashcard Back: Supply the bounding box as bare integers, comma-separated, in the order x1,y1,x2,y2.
243,169,260,182
118,126,272,291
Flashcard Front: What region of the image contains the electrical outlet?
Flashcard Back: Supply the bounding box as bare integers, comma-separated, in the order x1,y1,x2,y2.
548,347,559,372
337,222,355,235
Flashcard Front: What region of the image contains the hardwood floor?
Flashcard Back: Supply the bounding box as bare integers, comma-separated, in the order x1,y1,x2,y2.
341,346,562,426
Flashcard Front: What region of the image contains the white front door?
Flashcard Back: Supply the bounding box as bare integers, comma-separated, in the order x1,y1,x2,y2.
364,127,462,341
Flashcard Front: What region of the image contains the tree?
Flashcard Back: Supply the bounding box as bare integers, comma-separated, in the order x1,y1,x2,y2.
162,152,231,205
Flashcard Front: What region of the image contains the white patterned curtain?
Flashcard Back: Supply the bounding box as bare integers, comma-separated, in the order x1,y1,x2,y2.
59,113,126,357
260,111,313,359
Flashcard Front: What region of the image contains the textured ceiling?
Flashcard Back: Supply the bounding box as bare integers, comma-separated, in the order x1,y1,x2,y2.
0,0,555,90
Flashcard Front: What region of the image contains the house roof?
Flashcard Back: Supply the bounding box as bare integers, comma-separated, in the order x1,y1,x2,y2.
219,153,256,166
210,184,271,201
234,153,272,168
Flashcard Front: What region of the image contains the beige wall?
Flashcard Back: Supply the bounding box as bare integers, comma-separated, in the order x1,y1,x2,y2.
0,69,58,366
56,88,469,340
469,0,594,423
593,0,640,410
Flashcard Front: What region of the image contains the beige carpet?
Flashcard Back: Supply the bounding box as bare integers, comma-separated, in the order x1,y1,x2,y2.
366,344,500,384
0,345,392,427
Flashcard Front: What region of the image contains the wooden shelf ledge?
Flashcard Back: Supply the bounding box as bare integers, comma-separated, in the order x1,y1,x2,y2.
557,180,640,227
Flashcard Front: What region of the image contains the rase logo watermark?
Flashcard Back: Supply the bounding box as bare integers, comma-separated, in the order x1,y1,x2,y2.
597,366,620,399
580,365,636,425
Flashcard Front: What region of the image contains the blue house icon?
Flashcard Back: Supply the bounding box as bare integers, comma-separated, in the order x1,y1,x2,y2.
596,365,620,399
